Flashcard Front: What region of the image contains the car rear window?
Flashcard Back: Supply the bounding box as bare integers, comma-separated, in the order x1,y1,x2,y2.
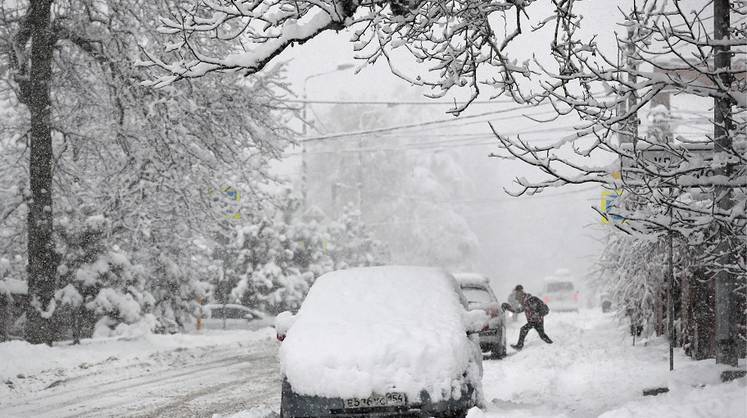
546,281,575,292
461,286,494,306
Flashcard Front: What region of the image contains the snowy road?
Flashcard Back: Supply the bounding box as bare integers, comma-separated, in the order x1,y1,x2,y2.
1,333,280,418
1,311,744,418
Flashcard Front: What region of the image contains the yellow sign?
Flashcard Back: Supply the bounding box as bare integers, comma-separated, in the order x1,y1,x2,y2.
220,186,241,220
208,185,241,220
601,190,624,224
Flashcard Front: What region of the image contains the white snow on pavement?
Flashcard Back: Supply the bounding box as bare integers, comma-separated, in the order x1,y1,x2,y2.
1,309,744,418
1,328,275,398
480,310,746,418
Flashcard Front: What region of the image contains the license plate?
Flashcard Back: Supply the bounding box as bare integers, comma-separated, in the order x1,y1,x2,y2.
344,392,407,409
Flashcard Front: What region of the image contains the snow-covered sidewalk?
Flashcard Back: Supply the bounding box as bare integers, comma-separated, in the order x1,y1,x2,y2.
477,310,746,418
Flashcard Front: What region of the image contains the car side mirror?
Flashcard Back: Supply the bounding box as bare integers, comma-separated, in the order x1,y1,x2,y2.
274,311,296,341
464,309,489,334
243,313,254,320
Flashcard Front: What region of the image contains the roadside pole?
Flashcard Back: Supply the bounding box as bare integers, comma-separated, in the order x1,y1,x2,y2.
624,16,639,145
667,221,674,371
713,0,738,367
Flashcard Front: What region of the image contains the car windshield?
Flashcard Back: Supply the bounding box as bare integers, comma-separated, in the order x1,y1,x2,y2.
461,287,493,306
546,281,575,292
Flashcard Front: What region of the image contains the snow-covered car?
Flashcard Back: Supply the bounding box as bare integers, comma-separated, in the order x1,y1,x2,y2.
275,266,485,418
453,273,506,359
199,304,273,331
540,279,580,312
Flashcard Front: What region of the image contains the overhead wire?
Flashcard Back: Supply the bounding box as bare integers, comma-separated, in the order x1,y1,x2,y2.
301,103,557,143
285,97,520,106
287,124,592,156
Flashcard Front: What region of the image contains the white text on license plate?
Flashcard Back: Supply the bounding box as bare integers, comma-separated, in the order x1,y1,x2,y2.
344,393,406,409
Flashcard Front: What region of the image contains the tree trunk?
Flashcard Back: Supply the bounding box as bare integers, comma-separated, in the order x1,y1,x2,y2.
23,0,57,346
688,268,716,360
713,0,738,367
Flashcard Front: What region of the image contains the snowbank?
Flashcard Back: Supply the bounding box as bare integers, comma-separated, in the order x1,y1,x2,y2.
0,327,275,393
481,310,746,418
599,359,746,418
280,266,480,402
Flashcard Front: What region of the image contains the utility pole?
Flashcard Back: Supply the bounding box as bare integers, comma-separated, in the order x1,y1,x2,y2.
622,15,639,145
357,136,363,215
300,64,354,211
713,0,738,367
301,90,309,209
667,225,675,371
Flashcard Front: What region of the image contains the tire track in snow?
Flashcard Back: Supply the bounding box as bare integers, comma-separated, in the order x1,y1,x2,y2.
2,341,279,418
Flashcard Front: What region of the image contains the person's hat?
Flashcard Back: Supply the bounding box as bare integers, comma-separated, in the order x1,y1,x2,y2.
514,284,524,291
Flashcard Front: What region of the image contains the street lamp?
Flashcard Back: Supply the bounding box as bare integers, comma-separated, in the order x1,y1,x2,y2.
301,63,354,210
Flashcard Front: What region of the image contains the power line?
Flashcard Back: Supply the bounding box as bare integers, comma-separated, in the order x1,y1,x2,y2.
288,124,590,156
288,126,714,157
302,104,554,143
286,97,521,106
297,89,611,109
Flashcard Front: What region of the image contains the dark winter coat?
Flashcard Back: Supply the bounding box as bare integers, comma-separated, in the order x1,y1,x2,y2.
506,293,548,323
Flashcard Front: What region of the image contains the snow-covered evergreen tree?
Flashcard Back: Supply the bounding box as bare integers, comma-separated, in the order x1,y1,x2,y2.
327,203,388,270
228,194,388,314
56,208,154,340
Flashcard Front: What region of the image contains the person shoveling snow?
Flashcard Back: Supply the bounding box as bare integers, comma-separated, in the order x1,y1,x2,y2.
501,285,553,350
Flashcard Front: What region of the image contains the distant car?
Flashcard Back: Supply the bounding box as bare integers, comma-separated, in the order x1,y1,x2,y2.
453,273,506,359
200,304,273,330
275,266,485,418
599,293,613,313
540,279,580,312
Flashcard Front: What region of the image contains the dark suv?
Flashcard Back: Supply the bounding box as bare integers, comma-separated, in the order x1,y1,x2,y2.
453,273,506,359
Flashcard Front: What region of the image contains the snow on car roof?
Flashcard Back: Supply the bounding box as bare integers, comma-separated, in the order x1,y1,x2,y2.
279,265,479,402
452,272,490,287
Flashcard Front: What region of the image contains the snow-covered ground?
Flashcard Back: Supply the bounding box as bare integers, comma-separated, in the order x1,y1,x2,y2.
1,310,744,418
0,329,280,417
478,310,746,418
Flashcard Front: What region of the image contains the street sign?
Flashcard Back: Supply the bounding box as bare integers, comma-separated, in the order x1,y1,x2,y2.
619,143,723,188
221,186,241,220
210,185,241,220
600,189,625,224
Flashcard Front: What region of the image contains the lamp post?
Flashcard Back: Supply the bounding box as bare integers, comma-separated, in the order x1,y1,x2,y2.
301,63,354,211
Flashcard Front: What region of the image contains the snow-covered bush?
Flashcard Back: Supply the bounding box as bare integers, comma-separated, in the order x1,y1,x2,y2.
593,233,665,337
55,211,154,341
147,251,211,334
227,196,388,314
229,216,326,314
326,204,388,270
